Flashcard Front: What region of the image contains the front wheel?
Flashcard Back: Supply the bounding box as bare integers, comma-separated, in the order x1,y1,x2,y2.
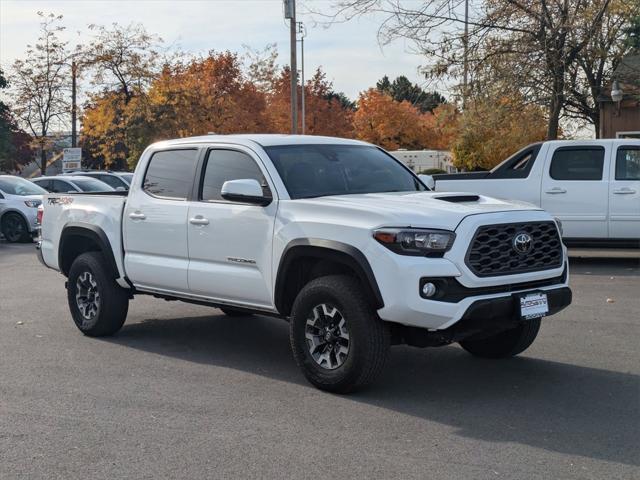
289,275,390,393
459,318,541,358
67,252,129,337
1,213,30,243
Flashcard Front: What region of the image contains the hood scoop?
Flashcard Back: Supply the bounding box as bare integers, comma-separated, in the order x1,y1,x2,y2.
434,194,480,203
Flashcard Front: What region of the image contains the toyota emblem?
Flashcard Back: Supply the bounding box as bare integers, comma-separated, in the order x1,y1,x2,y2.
513,232,532,254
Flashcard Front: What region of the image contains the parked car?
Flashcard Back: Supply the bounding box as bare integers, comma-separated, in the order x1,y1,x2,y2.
59,171,131,191
424,139,640,247
38,135,571,393
32,175,115,193
0,175,46,242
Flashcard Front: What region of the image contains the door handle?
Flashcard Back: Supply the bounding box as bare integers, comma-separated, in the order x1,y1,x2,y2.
128,212,146,220
545,188,567,194
613,188,636,194
189,216,209,226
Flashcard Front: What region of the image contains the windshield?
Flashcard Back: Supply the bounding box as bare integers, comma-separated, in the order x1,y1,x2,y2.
71,178,115,192
0,177,47,196
264,144,427,199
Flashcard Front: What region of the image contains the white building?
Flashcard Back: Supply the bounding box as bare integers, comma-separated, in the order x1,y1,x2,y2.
390,149,457,173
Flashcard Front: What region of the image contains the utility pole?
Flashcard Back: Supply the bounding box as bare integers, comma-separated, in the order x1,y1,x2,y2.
462,0,469,109
284,0,298,134
71,60,78,147
298,22,306,135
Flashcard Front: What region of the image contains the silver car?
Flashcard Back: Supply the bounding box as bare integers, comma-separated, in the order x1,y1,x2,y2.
32,175,115,193
59,171,131,190
0,175,46,243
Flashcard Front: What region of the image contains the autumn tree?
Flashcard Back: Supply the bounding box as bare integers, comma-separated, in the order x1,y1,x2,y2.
326,0,626,139
353,88,428,150
0,70,34,173
11,12,69,176
451,95,547,171
266,67,355,137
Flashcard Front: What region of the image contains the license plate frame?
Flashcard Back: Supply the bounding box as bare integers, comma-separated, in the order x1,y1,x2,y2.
518,292,549,320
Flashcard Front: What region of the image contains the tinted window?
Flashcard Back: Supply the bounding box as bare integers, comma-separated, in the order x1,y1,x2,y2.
72,178,114,192
201,150,270,202
550,148,604,180
51,180,75,192
490,145,541,179
33,179,52,191
264,144,426,199
89,174,127,190
143,149,198,200
615,147,640,181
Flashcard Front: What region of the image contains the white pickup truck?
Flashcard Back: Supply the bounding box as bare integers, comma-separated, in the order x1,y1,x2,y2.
427,139,640,247
38,135,571,393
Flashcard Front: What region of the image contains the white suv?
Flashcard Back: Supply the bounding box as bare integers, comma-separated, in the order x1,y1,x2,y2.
38,135,571,392
0,175,46,242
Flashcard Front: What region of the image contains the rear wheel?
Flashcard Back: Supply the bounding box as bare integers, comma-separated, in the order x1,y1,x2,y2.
1,213,30,243
67,252,129,337
459,318,541,358
289,275,390,393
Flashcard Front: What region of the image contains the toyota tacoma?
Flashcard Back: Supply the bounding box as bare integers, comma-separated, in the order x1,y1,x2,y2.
37,135,572,393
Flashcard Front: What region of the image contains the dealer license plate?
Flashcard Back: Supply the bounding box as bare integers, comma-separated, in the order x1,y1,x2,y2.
519,292,549,320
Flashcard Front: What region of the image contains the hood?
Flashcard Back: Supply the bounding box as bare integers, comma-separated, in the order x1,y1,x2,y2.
298,191,540,230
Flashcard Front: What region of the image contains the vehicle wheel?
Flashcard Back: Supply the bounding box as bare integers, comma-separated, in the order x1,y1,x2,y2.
67,252,129,337
1,213,30,243
289,275,390,393
220,307,252,317
459,318,541,359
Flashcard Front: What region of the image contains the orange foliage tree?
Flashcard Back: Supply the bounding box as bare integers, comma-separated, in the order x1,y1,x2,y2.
266,67,355,137
353,89,430,150
451,96,548,171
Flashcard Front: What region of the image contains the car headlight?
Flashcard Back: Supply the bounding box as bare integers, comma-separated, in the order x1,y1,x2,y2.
24,200,42,208
373,228,455,256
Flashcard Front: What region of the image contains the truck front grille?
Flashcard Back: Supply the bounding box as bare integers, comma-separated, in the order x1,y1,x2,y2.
465,221,563,277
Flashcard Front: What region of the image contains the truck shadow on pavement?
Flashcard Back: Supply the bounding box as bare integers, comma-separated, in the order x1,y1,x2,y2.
105,311,639,468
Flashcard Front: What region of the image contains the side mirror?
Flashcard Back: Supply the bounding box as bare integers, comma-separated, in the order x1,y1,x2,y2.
116,186,126,192
419,174,436,190
221,179,271,206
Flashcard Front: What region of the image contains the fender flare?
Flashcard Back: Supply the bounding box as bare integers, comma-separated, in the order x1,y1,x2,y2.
59,223,120,277
274,238,384,314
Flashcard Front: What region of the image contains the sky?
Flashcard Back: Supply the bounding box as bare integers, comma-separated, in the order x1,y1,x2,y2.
0,0,448,100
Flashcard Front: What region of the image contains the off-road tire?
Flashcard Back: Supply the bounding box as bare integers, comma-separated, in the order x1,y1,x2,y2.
459,318,541,359
1,212,30,243
289,275,390,393
67,252,129,337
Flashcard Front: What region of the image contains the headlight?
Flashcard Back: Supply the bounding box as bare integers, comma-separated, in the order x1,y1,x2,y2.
24,200,42,208
373,228,455,256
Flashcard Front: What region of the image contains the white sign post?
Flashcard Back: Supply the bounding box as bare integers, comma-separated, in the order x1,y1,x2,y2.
62,148,82,172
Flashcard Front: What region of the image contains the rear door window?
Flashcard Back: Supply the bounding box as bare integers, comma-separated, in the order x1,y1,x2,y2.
143,149,198,200
549,147,605,180
615,147,640,180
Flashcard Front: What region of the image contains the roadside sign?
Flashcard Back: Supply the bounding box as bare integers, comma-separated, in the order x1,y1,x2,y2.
63,148,82,172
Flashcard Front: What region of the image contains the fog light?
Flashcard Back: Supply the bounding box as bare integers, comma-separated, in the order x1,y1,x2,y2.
422,282,437,298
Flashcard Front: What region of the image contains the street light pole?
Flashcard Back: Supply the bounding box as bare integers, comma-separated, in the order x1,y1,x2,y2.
298,22,306,135
462,0,469,109
71,60,78,148
285,0,298,134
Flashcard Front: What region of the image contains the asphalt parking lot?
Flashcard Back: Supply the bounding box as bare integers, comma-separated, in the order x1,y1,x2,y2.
1,242,638,479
